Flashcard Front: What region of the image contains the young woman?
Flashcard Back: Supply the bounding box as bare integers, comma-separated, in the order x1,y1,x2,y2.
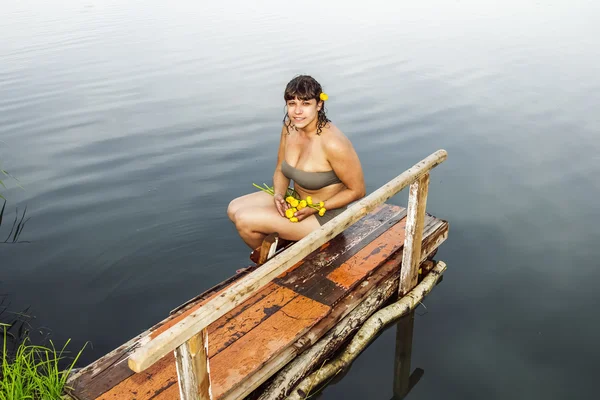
228,75,366,249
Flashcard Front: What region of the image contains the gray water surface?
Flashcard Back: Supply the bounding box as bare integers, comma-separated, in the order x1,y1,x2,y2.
1,1,599,398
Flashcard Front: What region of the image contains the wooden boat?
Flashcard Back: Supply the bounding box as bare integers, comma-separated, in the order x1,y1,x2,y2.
65,150,449,400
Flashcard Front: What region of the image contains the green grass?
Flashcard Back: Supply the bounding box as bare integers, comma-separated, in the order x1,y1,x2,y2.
0,327,86,400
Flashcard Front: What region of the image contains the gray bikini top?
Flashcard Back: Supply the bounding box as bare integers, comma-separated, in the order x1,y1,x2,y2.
281,160,342,190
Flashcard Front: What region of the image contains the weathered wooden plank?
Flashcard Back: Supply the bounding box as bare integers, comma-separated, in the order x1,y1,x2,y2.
399,173,430,296
274,208,407,304
208,286,298,357
175,328,212,400
171,264,262,316
274,205,402,284
327,215,440,290
153,284,280,342
327,216,408,289
282,214,440,307
128,148,448,373
67,344,140,399
96,353,177,400
211,295,330,399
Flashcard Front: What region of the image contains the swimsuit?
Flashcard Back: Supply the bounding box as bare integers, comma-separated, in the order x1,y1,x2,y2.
281,160,347,226
281,160,341,190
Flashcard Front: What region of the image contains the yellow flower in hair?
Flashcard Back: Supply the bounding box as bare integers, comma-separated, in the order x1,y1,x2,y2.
319,92,328,101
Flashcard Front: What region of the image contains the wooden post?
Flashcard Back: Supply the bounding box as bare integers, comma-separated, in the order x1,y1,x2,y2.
399,173,430,296
393,312,415,398
174,328,212,400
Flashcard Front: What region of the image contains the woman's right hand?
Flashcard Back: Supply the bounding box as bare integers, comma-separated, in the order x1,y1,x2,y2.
274,193,288,217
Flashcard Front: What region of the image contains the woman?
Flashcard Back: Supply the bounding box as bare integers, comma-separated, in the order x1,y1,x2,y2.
228,75,366,249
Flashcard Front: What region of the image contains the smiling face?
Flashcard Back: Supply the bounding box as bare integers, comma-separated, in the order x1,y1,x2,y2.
286,96,322,130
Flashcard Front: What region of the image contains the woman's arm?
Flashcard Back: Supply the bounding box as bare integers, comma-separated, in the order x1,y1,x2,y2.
273,125,290,196
272,126,291,217
322,135,366,210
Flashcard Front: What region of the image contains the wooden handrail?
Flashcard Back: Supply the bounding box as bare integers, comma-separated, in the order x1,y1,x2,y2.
128,149,447,373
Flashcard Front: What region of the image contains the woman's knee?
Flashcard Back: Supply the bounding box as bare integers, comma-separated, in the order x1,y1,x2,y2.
227,198,243,222
233,208,256,233
228,192,271,222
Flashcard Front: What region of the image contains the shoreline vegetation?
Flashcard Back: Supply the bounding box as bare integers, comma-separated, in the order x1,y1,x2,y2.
1,160,86,398
0,294,87,399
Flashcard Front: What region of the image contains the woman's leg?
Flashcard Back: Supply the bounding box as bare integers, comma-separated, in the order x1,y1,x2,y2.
234,205,320,249
227,191,274,224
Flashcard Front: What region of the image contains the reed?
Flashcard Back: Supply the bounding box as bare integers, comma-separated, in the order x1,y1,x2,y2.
0,166,22,201
0,156,28,243
1,327,86,400
0,201,29,244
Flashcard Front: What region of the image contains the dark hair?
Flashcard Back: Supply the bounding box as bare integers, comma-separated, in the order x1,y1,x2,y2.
282,75,331,135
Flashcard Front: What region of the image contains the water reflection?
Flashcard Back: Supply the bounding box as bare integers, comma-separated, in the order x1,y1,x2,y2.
0,200,30,244
392,312,422,400
0,292,33,357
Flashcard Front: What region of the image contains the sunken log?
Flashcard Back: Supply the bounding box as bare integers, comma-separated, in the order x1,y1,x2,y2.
283,261,446,400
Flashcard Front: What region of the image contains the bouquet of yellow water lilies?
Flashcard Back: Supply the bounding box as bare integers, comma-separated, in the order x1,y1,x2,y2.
252,183,326,222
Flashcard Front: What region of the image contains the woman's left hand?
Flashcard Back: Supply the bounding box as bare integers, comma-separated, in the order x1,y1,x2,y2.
293,206,318,222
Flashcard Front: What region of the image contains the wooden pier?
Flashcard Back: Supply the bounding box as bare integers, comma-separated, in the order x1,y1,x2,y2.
66,150,449,400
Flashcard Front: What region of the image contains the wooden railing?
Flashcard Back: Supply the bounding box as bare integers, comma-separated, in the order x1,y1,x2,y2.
127,149,448,400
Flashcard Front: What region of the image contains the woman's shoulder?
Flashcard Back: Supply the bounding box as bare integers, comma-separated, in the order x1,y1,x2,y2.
320,123,353,152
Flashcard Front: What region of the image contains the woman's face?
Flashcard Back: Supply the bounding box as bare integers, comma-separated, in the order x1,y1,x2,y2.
286,96,322,130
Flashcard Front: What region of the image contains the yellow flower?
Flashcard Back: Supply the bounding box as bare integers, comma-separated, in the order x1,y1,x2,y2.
289,217,298,223
319,201,324,208
290,198,299,208
285,208,295,218
319,92,328,101
285,196,295,204
298,200,307,209
318,208,326,216
306,196,313,205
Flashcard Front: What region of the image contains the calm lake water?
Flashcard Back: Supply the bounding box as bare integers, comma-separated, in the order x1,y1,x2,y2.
2,1,599,398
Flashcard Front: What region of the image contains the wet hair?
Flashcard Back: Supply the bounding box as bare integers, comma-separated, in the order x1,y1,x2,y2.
282,75,331,135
